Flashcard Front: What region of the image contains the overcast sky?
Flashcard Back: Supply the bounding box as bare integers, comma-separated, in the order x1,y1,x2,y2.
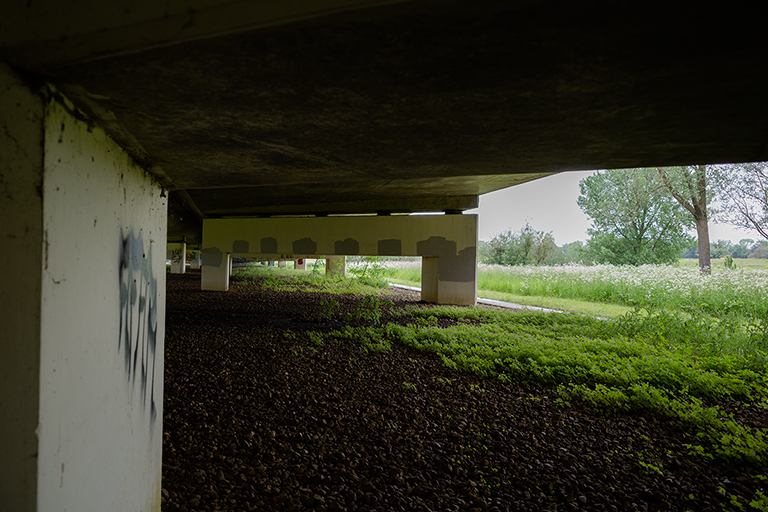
467,170,756,245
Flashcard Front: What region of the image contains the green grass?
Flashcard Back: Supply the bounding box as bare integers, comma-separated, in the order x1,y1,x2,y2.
387,269,631,318
387,261,768,323
233,264,394,296
317,302,768,465
477,290,633,319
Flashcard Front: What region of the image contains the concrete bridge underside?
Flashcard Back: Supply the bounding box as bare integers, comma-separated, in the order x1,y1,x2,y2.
2,1,768,510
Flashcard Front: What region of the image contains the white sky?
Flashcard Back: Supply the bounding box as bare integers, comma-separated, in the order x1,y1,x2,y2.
466,170,756,245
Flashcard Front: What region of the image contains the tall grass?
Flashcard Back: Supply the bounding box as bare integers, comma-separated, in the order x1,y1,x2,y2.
476,264,768,319
386,261,768,322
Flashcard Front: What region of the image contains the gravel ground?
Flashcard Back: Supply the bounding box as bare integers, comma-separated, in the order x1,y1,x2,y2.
162,270,767,512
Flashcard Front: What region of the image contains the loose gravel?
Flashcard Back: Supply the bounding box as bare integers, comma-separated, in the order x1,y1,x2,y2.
162,271,767,512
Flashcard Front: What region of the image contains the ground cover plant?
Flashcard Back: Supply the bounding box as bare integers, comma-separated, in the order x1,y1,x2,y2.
163,269,768,512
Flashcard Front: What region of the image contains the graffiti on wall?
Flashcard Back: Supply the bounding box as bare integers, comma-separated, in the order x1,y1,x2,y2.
119,229,159,426
185,251,198,262
171,248,183,265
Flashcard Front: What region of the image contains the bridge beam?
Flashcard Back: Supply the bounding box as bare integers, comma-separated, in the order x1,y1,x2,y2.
201,214,477,305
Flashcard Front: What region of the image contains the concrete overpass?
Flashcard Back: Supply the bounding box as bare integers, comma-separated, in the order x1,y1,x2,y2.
2,1,767,509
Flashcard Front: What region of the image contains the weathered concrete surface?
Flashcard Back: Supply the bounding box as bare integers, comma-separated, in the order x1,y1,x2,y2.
5,1,767,243
0,62,44,512
1,66,166,511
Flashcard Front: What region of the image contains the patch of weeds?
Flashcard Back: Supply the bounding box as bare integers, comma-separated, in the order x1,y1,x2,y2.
319,298,340,320
314,325,393,353
347,256,394,288
403,381,417,392
751,490,768,511
348,295,393,325
308,331,325,346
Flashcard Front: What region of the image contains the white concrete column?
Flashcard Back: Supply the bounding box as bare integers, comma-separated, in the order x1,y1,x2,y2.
295,258,306,270
326,256,346,277
421,256,439,303
187,249,201,269
1,63,44,512
1,65,165,511
201,249,231,291
168,242,186,273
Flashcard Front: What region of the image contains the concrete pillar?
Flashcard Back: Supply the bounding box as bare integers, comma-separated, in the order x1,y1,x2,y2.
201,214,477,305
421,256,439,303
295,258,306,270
0,65,165,511
168,242,186,273
201,249,231,291
187,249,201,269
277,259,286,268
326,256,346,277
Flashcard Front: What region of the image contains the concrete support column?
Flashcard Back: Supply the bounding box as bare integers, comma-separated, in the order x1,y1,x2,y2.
326,256,346,277
277,259,286,268
1,65,165,511
201,249,231,291
420,254,476,306
421,257,439,303
168,242,186,273
187,249,201,269
295,258,306,270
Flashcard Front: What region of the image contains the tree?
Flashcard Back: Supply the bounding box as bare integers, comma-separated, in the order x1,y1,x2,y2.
657,164,716,273
562,241,588,263
732,239,755,259
709,239,734,259
578,169,694,265
750,244,768,259
479,222,559,266
714,161,768,240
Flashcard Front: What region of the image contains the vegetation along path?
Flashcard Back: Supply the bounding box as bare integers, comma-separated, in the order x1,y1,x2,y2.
162,269,768,512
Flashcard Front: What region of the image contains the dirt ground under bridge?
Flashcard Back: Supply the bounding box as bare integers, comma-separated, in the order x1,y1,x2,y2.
161,270,766,512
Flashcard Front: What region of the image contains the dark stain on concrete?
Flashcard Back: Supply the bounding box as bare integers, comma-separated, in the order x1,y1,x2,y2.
335,238,359,255
232,240,249,253
293,237,317,254
378,239,402,256
260,237,278,253
417,236,476,282
201,247,223,267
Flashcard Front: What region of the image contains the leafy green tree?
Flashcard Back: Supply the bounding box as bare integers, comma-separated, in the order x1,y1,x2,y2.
714,161,768,240
750,245,768,259
578,169,694,265
479,222,559,266
732,239,755,259
562,241,588,263
709,239,734,259
657,165,717,273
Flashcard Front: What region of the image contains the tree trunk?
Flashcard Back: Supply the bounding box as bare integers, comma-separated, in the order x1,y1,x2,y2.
696,214,711,274
657,165,711,274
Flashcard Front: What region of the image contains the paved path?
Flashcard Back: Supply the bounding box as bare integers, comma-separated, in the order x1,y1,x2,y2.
387,283,563,314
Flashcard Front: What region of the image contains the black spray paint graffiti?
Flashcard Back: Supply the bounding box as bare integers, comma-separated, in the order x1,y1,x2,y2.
119,229,159,426
171,249,183,265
